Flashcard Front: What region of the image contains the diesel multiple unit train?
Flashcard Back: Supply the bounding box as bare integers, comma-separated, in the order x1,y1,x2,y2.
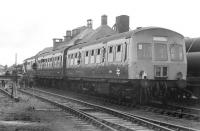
23,15,192,104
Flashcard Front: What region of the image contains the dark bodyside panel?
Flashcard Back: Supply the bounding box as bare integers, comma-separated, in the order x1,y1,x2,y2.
65,64,128,79
36,68,63,79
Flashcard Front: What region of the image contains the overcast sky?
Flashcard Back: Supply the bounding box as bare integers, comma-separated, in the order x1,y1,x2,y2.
0,0,199,66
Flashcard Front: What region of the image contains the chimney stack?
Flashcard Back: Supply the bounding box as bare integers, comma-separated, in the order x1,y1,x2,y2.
101,15,107,25
53,38,57,45
115,15,129,33
53,38,63,49
87,19,92,28
66,30,71,37
64,30,72,42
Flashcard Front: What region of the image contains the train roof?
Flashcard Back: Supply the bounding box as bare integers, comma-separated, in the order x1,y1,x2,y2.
23,55,36,61
68,27,183,50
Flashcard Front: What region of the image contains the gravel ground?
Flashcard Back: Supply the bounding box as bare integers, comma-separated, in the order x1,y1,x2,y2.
0,88,102,131
36,86,200,130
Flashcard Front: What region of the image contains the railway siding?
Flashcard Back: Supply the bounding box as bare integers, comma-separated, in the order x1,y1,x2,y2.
19,87,199,131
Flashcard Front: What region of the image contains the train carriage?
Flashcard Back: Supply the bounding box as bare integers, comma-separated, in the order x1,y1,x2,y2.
23,56,36,87
65,27,188,103
23,15,191,104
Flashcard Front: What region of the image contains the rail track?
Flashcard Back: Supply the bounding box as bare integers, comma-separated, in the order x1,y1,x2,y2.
61,88,200,122
137,102,200,122
50,88,200,122
0,87,19,101
18,87,199,131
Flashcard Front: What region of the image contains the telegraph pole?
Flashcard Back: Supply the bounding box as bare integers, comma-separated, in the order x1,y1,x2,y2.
14,53,18,99
15,53,17,65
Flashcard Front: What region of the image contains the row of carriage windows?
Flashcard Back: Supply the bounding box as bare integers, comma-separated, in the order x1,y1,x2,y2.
137,43,183,61
37,56,62,69
67,43,184,66
25,42,183,71
67,44,125,66
27,43,183,69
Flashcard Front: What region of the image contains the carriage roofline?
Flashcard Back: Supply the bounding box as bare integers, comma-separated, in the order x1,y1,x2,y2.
24,27,183,61
68,27,184,50
23,56,36,62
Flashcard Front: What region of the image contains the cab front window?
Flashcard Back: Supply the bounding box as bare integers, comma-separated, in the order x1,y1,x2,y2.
137,43,152,60
170,44,183,61
154,43,167,61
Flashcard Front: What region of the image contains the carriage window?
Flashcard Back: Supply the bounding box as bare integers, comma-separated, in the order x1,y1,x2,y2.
97,49,101,55
86,51,89,57
170,44,183,61
102,47,106,62
117,45,121,52
77,52,81,65
163,67,168,77
109,46,113,53
154,43,167,61
137,43,152,60
91,50,94,56
75,53,78,58
108,46,114,62
90,50,95,64
116,44,122,62
154,66,168,78
85,51,89,64
96,49,101,63
155,66,161,77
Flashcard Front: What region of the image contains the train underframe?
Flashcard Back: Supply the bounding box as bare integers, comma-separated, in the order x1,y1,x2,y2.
23,76,193,105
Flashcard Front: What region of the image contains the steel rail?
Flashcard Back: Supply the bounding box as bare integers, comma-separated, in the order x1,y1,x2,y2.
20,89,157,131
19,89,117,131
137,103,200,121
20,88,197,131
0,88,19,101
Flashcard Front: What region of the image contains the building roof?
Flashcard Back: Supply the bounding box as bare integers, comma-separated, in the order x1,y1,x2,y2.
79,25,117,44
36,47,53,55
55,27,94,50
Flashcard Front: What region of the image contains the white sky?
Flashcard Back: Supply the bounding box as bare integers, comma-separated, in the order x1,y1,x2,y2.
0,0,199,66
